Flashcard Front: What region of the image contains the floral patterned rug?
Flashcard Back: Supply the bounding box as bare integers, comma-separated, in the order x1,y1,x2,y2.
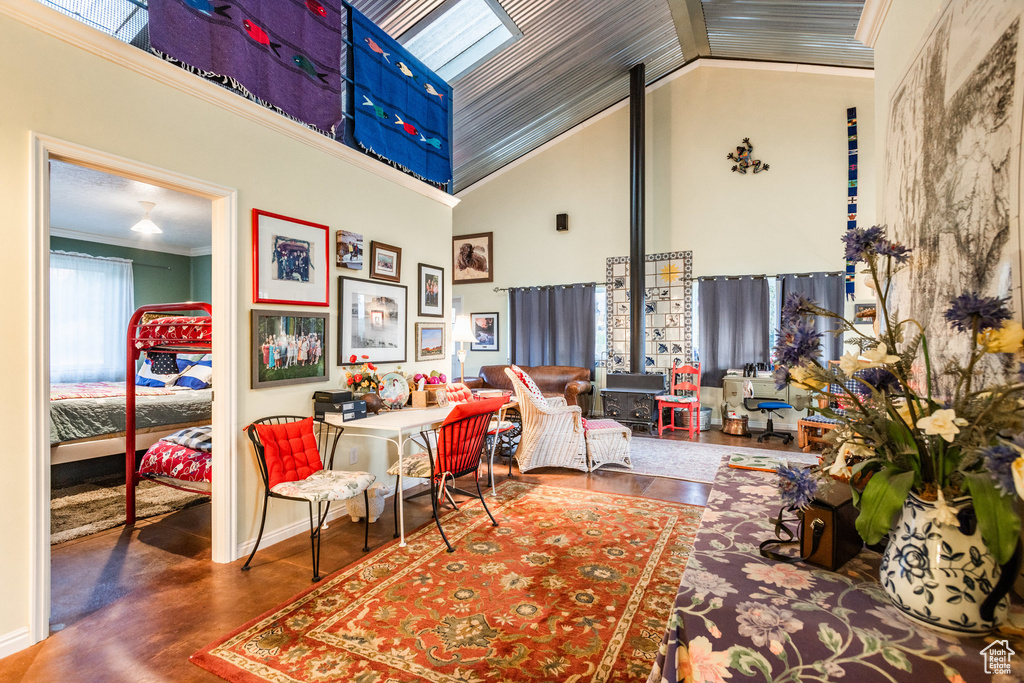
191,481,703,682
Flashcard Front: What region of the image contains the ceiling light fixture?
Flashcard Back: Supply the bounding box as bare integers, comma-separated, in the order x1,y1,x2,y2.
131,201,162,234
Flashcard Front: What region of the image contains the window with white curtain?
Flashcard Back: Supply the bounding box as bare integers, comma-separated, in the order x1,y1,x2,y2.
50,251,134,383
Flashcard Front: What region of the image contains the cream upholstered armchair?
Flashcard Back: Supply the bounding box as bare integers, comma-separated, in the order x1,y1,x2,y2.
504,367,588,472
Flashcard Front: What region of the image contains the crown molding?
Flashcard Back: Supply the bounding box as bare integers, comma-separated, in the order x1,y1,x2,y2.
855,0,893,48
49,226,207,257
0,0,458,209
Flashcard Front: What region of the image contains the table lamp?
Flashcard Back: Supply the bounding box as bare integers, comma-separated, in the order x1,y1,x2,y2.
452,315,476,383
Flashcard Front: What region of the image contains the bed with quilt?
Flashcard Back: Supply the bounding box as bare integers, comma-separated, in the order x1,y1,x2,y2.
138,424,212,493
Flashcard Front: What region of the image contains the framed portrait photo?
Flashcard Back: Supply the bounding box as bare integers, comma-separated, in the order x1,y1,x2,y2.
453,232,493,284
369,241,402,282
252,209,330,306
415,322,446,362
417,263,445,317
336,229,363,270
470,312,499,351
251,309,329,389
338,276,407,365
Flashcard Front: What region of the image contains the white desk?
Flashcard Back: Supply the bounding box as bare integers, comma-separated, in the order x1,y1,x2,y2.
326,405,454,546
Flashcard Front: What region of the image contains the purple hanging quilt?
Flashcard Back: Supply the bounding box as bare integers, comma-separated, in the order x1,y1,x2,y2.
149,0,344,134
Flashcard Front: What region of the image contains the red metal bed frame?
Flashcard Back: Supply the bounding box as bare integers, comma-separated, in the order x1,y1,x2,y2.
125,302,213,523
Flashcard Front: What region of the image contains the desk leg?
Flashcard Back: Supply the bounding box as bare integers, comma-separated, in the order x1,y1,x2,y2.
397,433,406,547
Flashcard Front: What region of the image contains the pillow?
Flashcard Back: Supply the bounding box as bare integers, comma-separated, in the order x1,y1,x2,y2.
253,417,323,489
510,364,546,402
136,359,181,388
161,425,212,453
445,382,474,404
177,354,213,390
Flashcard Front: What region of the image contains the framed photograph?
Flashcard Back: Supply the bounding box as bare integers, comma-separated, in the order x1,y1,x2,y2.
418,263,445,317
252,209,330,306
453,232,493,284
251,309,329,388
336,230,363,270
338,276,407,364
369,241,402,282
415,322,446,362
470,312,499,351
854,303,877,322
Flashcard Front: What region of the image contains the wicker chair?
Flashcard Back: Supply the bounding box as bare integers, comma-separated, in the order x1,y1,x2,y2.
504,367,588,473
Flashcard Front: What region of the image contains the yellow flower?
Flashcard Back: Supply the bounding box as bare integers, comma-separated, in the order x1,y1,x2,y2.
789,365,825,391
862,342,900,368
916,408,967,443
894,398,925,425
981,320,1024,354
838,350,865,375
1012,457,1024,498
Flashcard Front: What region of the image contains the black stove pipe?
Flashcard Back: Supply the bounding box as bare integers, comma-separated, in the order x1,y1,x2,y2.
629,63,646,374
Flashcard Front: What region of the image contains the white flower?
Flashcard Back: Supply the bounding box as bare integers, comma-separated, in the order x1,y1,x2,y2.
1012,457,1024,499
929,489,959,527
916,409,967,443
862,342,900,368
828,441,872,477
838,350,865,375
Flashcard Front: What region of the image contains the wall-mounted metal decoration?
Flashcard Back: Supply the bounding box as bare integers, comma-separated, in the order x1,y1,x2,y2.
727,137,769,173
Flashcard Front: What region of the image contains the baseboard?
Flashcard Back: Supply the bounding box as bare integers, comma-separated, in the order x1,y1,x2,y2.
708,418,799,431
235,506,354,557
0,627,32,659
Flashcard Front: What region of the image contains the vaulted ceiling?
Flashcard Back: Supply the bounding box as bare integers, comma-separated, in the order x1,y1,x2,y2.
352,0,873,192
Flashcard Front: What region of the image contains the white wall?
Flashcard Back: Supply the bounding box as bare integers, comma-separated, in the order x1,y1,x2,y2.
453,61,876,412
0,7,454,646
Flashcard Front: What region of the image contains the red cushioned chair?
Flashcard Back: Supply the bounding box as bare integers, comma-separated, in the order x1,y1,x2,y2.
388,396,506,552
243,416,376,581
656,361,702,438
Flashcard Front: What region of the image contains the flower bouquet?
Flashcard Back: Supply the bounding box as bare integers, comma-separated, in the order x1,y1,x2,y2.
344,354,380,393
773,226,1024,633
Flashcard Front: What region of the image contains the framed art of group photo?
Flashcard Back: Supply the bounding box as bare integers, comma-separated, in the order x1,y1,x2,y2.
252,209,330,306
337,276,408,365
251,309,329,388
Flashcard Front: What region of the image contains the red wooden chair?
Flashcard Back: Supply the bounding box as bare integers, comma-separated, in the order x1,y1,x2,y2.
389,396,506,552
656,362,702,438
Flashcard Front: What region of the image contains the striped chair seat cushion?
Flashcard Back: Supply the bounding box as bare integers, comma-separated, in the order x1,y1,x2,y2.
387,453,432,478
803,414,841,424
488,420,514,435
270,470,376,502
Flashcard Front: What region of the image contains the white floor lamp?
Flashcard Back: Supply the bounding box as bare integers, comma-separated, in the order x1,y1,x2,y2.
452,315,476,383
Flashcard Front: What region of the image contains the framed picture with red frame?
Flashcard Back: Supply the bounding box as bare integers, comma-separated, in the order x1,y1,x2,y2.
252,209,330,306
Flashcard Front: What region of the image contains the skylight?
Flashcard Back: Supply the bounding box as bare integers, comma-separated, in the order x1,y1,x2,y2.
401,0,521,83
41,0,148,43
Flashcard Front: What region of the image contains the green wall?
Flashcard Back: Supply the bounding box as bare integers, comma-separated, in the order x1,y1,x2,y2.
190,254,212,302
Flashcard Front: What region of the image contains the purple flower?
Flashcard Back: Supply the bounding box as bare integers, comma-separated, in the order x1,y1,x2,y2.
780,292,815,327
773,365,790,391
876,240,912,264
774,320,823,367
859,367,902,395
982,441,1019,495
736,601,804,647
842,226,886,261
944,292,1012,333
777,463,818,509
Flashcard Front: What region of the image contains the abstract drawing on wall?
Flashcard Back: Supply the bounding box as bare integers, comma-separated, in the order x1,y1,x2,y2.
883,0,1022,393
605,251,693,375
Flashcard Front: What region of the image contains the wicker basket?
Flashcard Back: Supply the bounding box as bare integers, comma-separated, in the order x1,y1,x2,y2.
674,406,712,431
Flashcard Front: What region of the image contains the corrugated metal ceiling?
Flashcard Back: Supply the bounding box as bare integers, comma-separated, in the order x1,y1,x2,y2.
351,0,872,192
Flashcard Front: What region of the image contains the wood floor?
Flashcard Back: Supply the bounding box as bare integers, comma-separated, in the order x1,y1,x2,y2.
1,429,799,682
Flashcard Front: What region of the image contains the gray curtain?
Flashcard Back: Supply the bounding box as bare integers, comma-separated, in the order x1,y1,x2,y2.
509,284,596,374
698,277,770,387
778,272,845,361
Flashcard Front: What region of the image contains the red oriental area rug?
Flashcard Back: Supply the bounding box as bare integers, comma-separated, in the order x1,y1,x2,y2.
191,481,703,682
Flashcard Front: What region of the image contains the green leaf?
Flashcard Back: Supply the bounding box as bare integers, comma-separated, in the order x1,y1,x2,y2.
727,646,773,677
855,469,915,545
964,472,1022,565
881,647,912,672
817,623,843,654
854,628,881,655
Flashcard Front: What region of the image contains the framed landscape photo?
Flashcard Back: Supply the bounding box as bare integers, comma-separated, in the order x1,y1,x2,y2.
415,322,446,362
470,312,499,351
417,263,445,317
251,309,329,388
453,232,493,284
854,303,877,322
369,241,402,282
336,229,363,270
338,276,407,364
252,209,330,306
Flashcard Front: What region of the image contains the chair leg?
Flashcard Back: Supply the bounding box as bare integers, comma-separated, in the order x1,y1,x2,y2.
658,404,665,436
476,474,498,527
362,489,370,552
309,501,329,582
241,492,269,572
430,476,454,553
688,405,697,440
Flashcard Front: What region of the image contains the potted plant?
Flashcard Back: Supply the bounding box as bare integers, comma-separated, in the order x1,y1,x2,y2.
773,226,1024,635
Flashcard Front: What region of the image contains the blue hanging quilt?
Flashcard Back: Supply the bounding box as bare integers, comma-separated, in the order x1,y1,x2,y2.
349,7,453,187
149,0,344,134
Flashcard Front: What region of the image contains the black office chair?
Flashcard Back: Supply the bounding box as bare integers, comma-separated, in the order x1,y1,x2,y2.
744,398,794,445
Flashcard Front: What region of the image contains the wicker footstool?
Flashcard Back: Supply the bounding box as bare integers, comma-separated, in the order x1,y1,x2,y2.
585,419,632,471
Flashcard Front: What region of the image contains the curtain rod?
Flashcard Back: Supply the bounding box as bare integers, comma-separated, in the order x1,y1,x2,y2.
692,271,844,282
494,281,599,293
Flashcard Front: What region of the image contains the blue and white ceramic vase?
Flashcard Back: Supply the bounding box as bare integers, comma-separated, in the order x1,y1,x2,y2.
879,492,1008,635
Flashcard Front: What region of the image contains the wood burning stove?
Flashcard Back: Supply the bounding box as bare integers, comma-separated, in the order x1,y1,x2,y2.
601,373,667,434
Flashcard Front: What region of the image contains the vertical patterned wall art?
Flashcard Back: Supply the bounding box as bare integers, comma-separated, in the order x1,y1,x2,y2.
605,251,693,375
846,106,858,300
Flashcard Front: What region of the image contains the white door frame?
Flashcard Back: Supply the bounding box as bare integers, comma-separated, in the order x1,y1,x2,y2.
28,133,239,644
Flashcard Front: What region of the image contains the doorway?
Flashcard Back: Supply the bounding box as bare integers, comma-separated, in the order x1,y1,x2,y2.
28,134,239,645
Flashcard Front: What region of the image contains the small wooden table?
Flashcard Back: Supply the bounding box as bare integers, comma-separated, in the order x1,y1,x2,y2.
797,417,838,452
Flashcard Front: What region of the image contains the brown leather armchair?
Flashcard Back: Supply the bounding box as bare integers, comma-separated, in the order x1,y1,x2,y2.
464,365,593,414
